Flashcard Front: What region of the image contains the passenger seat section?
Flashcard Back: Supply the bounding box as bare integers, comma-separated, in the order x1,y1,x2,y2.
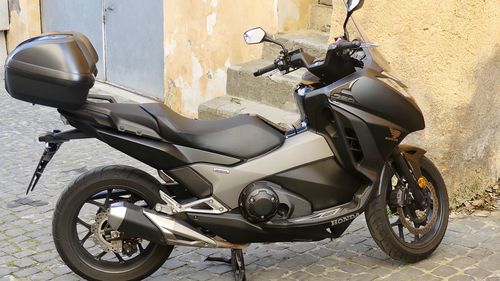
61,102,163,140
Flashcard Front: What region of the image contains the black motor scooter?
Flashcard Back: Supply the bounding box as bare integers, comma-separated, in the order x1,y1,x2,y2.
4,0,448,280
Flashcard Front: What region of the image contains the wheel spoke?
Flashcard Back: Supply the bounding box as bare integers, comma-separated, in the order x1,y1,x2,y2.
80,231,92,245
114,252,125,263
76,218,91,229
75,188,154,265
95,251,107,260
87,200,107,211
398,224,405,241
104,189,112,208
390,219,401,227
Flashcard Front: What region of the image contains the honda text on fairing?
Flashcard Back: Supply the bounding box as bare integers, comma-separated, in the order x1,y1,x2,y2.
3,0,449,280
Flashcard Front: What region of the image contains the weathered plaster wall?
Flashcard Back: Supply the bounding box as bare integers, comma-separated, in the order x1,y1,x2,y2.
277,0,315,32
5,0,41,52
163,0,312,116
330,0,500,205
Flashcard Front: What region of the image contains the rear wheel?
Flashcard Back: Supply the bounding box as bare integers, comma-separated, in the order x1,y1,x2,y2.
365,156,449,262
53,165,173,281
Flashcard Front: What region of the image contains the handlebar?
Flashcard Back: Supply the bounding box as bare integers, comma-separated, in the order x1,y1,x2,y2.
253,63,278,77
331,39,361,51
253,39,363,77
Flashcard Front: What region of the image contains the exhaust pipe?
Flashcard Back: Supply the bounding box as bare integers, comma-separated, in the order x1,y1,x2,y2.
108,202,219,248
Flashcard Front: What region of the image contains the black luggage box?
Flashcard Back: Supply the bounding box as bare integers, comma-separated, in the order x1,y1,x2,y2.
4,32,98,109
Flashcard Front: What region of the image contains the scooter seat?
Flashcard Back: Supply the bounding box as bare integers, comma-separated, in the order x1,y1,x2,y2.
63,102,284,159
140,103,284,159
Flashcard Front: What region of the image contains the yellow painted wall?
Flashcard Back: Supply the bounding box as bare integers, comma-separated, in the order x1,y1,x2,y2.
277,0,316,32
330,0,500,204
5,0,41,52
163,0,313,117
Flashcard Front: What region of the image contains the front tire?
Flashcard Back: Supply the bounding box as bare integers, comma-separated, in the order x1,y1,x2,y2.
52,165,173,281
365,156,449,262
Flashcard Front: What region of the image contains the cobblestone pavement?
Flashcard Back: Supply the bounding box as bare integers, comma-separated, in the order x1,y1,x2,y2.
1,75,499,281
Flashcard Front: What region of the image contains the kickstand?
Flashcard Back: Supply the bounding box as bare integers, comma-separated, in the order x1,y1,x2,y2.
205,249,246,281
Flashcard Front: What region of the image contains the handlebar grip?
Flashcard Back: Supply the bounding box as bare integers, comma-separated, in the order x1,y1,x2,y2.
334,40,361,51
253,63,278,77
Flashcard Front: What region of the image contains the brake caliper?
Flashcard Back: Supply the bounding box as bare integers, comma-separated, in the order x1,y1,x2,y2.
397,178,439,236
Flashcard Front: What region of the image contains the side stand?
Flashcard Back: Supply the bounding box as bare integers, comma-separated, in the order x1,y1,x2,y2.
206,249,246,281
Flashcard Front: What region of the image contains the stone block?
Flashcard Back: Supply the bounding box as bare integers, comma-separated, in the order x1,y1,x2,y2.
226,59,301,111
263,31,330,60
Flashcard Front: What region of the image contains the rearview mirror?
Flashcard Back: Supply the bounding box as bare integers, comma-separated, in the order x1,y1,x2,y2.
343,0,365,40
347,0,364,13
243,27,267,45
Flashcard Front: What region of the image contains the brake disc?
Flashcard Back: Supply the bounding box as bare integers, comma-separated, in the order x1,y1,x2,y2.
91,212,122,253
397,180,439,236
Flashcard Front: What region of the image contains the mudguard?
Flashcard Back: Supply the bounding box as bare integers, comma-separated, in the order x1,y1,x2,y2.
374,145,427,197
399,144,427,179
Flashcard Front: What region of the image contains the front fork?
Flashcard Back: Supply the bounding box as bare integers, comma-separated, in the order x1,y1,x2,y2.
390,147,428,210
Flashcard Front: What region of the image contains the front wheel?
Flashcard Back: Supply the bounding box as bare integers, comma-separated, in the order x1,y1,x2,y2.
52,165,174,281
365,156,449,262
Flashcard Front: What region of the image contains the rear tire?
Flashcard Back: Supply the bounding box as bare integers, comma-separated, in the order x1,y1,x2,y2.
53,165,173,281
365,156,449,262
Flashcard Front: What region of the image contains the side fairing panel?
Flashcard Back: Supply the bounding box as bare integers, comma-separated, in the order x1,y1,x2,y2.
350,77,425,132
190,131,334,209
267,157,361,210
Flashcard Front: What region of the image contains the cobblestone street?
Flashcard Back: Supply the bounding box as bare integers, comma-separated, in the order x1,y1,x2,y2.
1,74,499,280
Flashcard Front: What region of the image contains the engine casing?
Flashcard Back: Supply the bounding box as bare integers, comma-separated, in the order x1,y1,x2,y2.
239,181,279,223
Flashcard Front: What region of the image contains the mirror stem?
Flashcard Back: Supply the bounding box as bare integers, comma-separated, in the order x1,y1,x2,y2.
343,11,353,40
264,36,288,53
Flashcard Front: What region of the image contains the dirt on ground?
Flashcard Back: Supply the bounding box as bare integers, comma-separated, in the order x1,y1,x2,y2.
452,180,500,217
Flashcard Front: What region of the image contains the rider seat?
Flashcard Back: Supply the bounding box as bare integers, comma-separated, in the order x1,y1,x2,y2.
65,102,284,159
140,103,284,159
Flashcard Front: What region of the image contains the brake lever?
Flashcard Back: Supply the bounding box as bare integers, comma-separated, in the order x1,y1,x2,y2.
359,42,379,48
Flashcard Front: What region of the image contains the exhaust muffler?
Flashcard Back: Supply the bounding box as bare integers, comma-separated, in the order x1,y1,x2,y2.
108,202,234,248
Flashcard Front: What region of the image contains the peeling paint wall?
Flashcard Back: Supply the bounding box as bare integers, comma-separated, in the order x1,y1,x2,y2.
330,0,500,204
5,0,41,52
163,0,276,116
163,0,312,117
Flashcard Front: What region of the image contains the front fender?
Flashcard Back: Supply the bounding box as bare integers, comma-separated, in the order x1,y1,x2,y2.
399,144,426,179
374,145,426,197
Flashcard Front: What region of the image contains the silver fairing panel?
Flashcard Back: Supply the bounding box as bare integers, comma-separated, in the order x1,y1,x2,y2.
190,131,334,208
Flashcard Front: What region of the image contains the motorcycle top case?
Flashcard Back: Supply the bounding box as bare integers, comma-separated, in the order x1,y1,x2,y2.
4,32,98,109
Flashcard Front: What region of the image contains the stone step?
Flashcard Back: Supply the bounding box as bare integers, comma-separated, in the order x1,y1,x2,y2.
226,58,306,111
310,4,332,32
198,95,299,129
263,30,330,61
319,0,332,5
